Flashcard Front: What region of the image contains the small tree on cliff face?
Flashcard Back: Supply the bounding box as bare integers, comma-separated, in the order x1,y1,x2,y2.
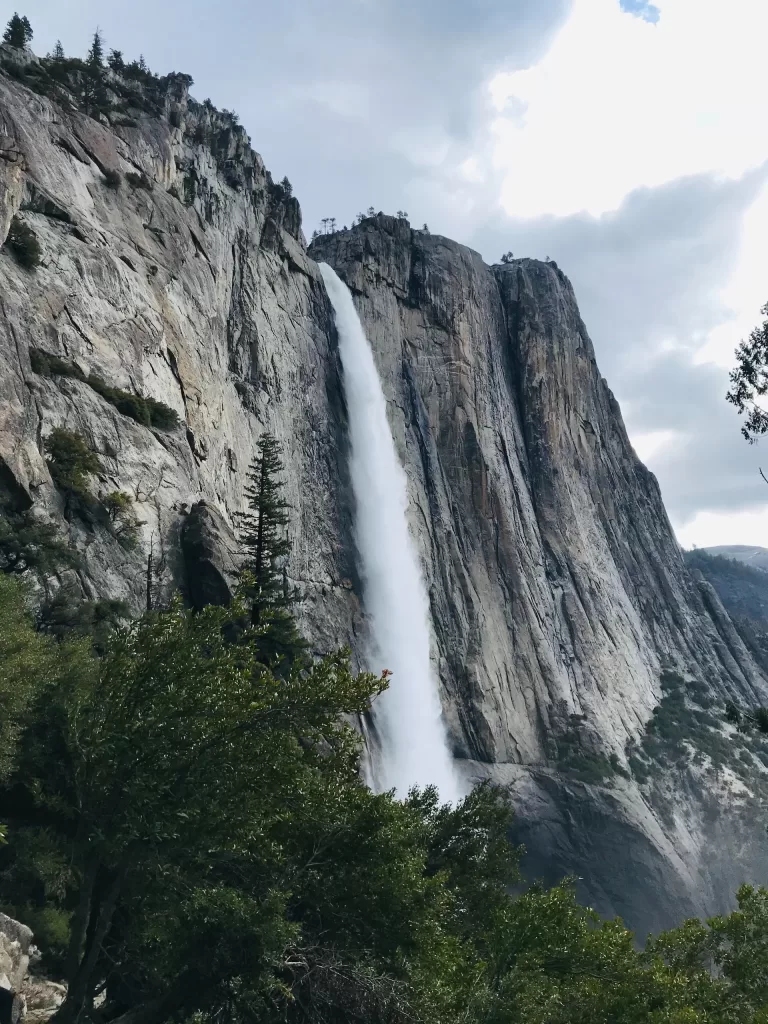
3,13,33,48
236,434,305,665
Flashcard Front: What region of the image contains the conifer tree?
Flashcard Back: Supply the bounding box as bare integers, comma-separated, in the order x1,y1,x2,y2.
86,29,104,69
3,13,32,48
107,48,124,72
52,40,64,60
236,433,305,665
84,29,107,114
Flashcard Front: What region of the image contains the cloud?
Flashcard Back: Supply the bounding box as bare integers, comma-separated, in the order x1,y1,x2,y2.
620,0,661,23
24,0,571,233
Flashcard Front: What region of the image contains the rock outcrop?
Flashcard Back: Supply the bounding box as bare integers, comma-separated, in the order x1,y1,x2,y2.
0,912,32,1024
1,53,767,936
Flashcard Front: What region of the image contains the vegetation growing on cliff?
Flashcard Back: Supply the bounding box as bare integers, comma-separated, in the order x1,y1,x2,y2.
31,350,180,430
4,216,41,269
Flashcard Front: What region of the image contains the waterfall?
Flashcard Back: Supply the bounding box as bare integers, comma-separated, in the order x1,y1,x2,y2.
319,263,462,802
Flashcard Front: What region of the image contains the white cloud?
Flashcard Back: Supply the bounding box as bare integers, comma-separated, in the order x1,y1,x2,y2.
631,429,682,464
676,504,768,550
490,0,768,219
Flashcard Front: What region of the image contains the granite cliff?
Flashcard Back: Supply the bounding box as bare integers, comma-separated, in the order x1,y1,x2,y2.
1,44,767,937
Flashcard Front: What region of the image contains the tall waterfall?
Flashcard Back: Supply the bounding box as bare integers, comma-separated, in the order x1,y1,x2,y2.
320,264,461,802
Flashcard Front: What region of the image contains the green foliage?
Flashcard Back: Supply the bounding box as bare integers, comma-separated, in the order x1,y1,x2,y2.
102,168,121,189
86,29,103,70
236,433,306,666
30,349,85,380
3,572,768,1022
125,170,152,190
3,13,32,48
30,350,180,430
0,503,76,578
102,490,144,548
728,300,768,441
88,374,179,429
44,428,102,498
3,598,391,1024
5,216,41,269
106,48,124,72
0,575,55,779
37,591,129,651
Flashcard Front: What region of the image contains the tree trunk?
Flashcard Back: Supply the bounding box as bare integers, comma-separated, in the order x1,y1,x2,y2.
251,455,267,627
53,868,125,1024
63,857,98,988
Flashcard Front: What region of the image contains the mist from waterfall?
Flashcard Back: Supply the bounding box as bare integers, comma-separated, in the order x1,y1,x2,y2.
319,264,462,803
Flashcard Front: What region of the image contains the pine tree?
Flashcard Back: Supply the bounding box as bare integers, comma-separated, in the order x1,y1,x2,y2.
107,48,124,72
236,434,305,665
52,39,64,60
280,175,293,197
84,29,107,114
3,13,32,48
86,28,104,70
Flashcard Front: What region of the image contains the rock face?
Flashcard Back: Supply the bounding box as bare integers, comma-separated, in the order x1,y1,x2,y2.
0,912,32,1024
1,56,767,936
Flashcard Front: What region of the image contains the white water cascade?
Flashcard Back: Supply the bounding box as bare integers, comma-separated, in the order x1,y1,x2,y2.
320,263,462,802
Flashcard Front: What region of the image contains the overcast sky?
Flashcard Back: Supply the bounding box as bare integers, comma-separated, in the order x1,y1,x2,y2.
19,0,768,548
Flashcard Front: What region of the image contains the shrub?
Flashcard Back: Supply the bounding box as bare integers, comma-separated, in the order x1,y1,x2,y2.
29,349,85,380
38,590,129,651
102,490,144,548
29,352,180,431
125,171,152,190
0,505,76,578
44,428,102,497
88,375,179,430
5,217,41,270
102,168,121,189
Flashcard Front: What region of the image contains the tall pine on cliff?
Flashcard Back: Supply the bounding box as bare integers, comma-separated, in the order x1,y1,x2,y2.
236,433,306,665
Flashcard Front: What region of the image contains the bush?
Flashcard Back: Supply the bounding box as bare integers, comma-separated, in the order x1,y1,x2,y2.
44,428,102,497
37,590,129,652
125,171,152,190
5,217,41,269
102,490,144,548
0,505,76,578
102,168,121,189
88,375,179,430
29,351,180,430
29,349,85,380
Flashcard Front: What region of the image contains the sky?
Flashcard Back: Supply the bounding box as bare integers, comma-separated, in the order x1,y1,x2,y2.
16,0,768,549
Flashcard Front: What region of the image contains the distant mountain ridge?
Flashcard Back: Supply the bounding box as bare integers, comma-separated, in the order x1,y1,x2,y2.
703,545,768,573
686,547,768,626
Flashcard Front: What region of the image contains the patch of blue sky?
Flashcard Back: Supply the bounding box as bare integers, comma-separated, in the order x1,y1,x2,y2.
620,0,661,24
